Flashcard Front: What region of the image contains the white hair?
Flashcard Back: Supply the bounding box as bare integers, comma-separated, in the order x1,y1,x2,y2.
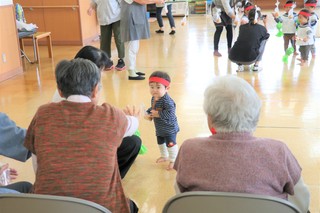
203,75,261,133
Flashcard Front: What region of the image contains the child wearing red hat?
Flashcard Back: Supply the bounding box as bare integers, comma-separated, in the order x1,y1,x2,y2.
305,0,319,58
296,9,314,66
272,0,298,55
145,71,179,170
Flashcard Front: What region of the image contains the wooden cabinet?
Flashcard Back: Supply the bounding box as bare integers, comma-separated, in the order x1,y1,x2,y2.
253,0,304,10
14,0,99,45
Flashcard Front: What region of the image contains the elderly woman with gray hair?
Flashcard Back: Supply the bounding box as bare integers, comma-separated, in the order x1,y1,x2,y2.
25,58,140,212
173,75,310,213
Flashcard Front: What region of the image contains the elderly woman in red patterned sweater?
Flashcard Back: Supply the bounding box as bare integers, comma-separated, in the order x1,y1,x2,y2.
25,59,139,213
174,75,310,213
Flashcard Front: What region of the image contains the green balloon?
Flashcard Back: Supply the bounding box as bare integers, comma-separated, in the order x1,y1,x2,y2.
134,130,141,137
276,22,283,37
139,144,148,155
276,22,283,30
285,47,295,55
276,31,284,37
282,55,289,64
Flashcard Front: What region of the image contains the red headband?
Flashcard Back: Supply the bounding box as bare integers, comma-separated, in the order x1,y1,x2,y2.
149,77,170,87
305,3,317,7
244,5,254,11
284,3,293,7
299,11,311,17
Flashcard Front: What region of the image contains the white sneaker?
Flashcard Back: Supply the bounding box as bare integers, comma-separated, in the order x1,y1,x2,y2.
237,65,244,72
252,65,262,72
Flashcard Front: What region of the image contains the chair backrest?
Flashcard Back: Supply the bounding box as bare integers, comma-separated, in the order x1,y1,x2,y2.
162,191,301,213
0,193,111,213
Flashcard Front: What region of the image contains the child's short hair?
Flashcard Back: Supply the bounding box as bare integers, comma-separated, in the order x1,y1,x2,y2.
149,71,171,87
299,8,312,18
284,0,294,7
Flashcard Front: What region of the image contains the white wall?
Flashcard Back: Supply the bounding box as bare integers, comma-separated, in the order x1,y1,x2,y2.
0,0,13,6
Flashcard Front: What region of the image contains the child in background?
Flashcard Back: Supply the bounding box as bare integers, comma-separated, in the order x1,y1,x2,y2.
305,0,319,58
145,71,179,170
87,0,126,71
240,1,254,25
296,9,314,66
272,0,298,55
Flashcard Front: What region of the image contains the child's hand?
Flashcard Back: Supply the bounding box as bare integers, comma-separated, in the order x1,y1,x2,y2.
150,110,160,118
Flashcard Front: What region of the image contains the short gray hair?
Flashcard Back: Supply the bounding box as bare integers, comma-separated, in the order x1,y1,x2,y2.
55,58,101,98
203,75,261,133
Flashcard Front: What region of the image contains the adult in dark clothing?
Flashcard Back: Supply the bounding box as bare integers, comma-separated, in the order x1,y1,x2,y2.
229,8,269,72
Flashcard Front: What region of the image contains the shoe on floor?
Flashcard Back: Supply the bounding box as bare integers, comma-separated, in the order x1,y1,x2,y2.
136,72,145,76
128,75,145,80
155,29,164,33
169,30,176,35
213,51,222,57
104,61,114,71
237,65,244,72
252,65,261,72
115,59,126,71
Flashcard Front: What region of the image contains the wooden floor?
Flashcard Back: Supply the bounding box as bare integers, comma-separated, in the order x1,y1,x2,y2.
1,15,320,213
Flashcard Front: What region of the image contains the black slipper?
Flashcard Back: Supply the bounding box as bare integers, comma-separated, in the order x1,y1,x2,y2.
136,72,145,76
128,76,145,80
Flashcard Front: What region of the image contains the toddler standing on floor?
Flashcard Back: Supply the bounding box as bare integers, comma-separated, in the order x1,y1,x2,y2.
305,0,319,58
145,71,179,170
272,0,298,55
296,9,314,66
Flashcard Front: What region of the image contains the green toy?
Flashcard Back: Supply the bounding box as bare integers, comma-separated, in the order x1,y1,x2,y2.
139,144,148,155
282,47,295,64
276,22,283,37
134,130,148,155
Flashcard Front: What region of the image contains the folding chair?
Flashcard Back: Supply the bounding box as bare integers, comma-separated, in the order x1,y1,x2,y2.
0,193,111,213
18,29,37,64
162,191,301,213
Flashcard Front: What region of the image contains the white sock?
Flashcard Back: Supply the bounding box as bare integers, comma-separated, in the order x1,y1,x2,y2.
168,144,178,163
158,144,169,158
128,69,139,77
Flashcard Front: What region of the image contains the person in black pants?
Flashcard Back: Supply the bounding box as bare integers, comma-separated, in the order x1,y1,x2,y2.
155,3,176,35
118,135,142,178
211,0,235,57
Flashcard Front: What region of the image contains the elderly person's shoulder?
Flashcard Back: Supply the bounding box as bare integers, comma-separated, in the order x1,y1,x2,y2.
180,134,296,154
179,137,211,149
254,136,297,156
